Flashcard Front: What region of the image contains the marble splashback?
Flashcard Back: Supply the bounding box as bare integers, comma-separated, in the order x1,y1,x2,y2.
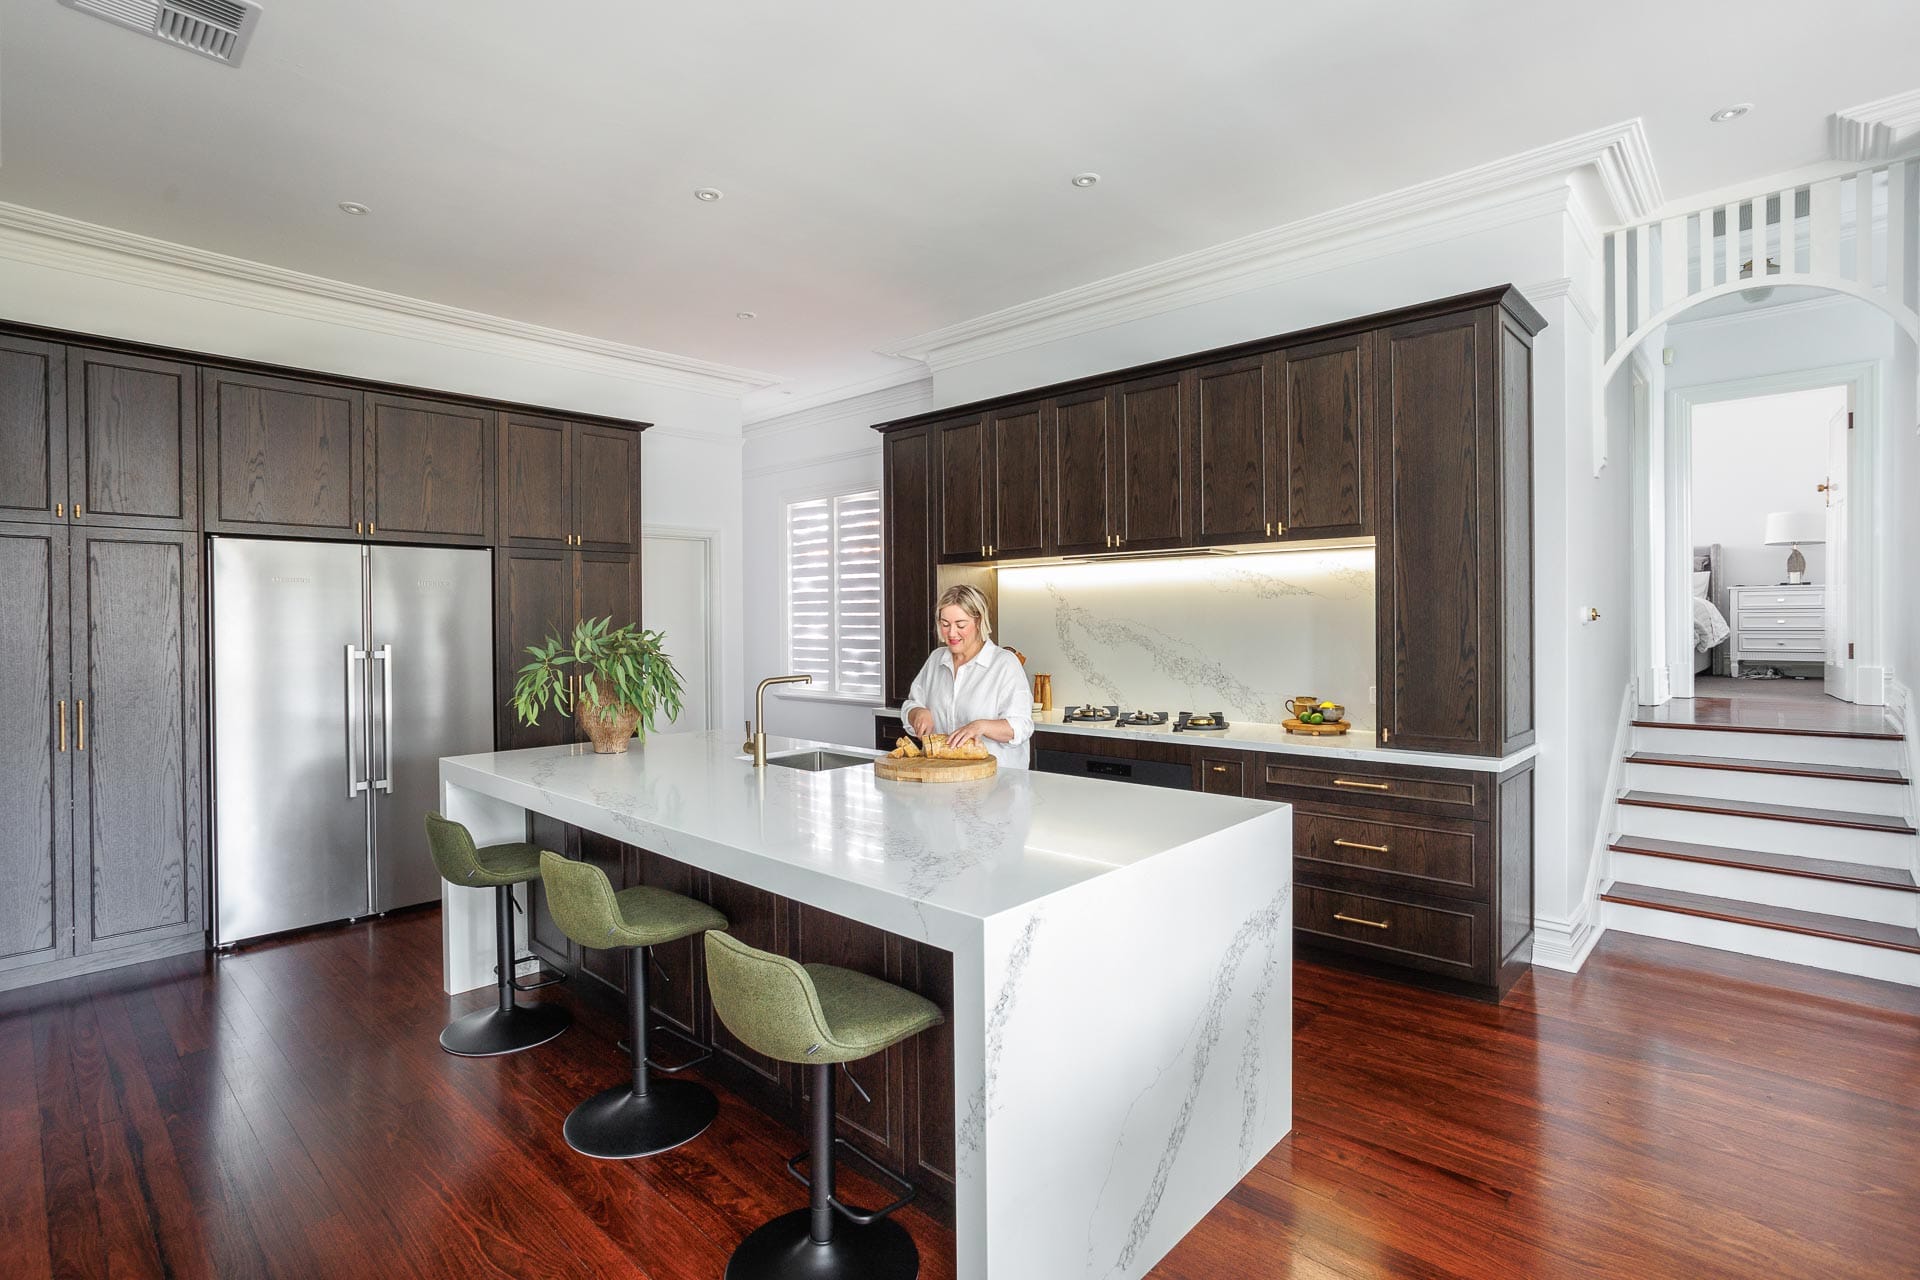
992,548,1375,729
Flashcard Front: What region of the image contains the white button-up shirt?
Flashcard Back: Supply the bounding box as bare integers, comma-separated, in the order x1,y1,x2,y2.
899,640,1034,770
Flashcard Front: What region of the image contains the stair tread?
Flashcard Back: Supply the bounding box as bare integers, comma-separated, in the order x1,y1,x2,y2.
1631,718,1902,741
1617,790,1918,834
1624,752,1909,784
1602,882,1920,953
1607,836,1920,891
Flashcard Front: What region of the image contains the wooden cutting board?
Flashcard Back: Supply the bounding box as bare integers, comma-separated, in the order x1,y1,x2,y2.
873,754,998,783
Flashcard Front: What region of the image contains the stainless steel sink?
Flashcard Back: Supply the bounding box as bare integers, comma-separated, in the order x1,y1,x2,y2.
765,749,872,772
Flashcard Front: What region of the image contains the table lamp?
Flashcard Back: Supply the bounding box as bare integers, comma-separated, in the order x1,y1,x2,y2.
1763,510,1824,584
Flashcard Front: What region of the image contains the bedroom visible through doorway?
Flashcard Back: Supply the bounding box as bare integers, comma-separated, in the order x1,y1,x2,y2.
1686,385,1850,703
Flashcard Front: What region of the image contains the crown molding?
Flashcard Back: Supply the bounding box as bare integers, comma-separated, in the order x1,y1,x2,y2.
743,369,935,441
875,121,1659,372
1520,277,1600,334
1831,89,1920,162
744,442,880,479
0,200,783,398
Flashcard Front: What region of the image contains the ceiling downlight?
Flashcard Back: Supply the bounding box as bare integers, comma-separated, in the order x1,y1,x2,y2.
58,0,261,66
1709,104,1752,123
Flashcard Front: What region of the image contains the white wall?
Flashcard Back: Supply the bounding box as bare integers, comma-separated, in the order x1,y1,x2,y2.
0,242,753,738
1886,331,1920,696
742,184,1638,960
1688,387,1843,588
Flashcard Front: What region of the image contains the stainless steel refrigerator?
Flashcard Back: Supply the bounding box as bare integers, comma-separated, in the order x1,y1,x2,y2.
211,538,494,946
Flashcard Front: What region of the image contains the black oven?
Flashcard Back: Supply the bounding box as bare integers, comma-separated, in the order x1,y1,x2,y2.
1033,747,1192,791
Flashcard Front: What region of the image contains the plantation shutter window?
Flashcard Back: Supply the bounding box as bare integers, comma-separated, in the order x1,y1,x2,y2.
786,490,884,697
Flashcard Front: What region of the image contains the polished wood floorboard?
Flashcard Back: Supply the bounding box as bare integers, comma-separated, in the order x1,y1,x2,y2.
6,913,1918,1279
1635,692,1900,739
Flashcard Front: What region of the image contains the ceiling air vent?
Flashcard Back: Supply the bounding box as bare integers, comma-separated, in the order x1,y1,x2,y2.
58,0,261,67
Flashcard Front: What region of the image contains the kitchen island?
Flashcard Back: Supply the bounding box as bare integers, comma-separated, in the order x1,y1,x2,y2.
440,731,1292,1280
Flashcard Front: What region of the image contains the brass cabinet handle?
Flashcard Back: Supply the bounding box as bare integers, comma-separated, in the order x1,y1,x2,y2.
56,502,64,518
1334,912,1390,930
1211,764,1230,773
368,522,375,535
57,700,67,752
1275,521,1284,535
74,503,83,518
356,521,363,534
77,699,86,752
1333,778,1390,791
1333,838,1390,853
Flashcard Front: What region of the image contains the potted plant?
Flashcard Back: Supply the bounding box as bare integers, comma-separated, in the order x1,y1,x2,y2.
510,617,685,753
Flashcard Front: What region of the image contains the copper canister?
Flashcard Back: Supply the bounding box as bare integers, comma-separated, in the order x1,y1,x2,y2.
1033,673,1053,711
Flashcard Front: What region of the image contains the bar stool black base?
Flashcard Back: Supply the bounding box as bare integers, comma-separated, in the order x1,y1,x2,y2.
563,1078,717,1159
724,1210,918,1280
438,1002,570,1058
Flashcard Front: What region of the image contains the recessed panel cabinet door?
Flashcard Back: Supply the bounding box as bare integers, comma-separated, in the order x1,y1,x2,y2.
1277,332,1371,539
1113,372,1189,550
0,337,66,524
882,428,936,707
0,523,72,976
985,402,1048,559
794,904,900,1171
572,424,640,553
364,393,494,544
1189,354,1272,545
203,369,363,536
1048,388,1115,555
499,413,572,547
1375,312,1494,754
704,872,794,1101
936,417,987,563
69,528,204,954
495,546,574,751
68,349,198,529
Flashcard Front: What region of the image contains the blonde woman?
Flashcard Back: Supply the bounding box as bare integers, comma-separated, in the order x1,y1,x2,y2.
900,584,1034,769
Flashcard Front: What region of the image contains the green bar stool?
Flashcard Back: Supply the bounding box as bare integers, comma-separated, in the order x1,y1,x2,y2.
424,813,571,1057
705,931,945,1280
538,850,728,1159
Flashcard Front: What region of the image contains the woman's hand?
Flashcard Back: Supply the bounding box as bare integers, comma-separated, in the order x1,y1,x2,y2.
947,719,1011,749
907,707,935,736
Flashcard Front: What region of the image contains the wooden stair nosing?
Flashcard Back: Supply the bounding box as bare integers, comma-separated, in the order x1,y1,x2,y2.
1607,836,1920,892
1630,717,1901,742
1602,882,1920,954
1616,790,1918,834
1623,751,1909,785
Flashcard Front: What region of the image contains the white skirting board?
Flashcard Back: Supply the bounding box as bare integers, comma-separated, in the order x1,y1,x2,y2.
1535,682,1636,973
1603,899,1920,987
1889,678,1920,829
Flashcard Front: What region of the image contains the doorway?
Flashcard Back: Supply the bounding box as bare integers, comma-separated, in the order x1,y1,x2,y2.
641,528,720,733
1681,383,1852,704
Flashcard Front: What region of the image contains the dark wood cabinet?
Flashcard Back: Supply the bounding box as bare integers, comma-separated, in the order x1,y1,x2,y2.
882,428,937,708
68,528,204,956
936,416,987,563
984,401,1048,559
1048,387,1116,555
364,393,494,544
492,545,642,752
704,871,795,1104
1111,371,1189,550
1188,354,1274,546
575,548,642,633
498,414,640,553
0,522,72,978
203,368,364,536
795,905,901,1170
0,337,66,524
67,350,198,530
1277,332,1371,539
1374,304,1533,755
573,424,640,553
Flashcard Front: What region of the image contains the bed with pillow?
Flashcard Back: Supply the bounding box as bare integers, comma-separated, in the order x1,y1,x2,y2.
1692,545,1731,674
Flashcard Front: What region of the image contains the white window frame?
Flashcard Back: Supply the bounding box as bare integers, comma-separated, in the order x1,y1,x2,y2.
782,487,885,703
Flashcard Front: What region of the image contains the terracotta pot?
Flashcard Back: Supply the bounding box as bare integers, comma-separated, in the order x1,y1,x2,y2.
575,679,642,753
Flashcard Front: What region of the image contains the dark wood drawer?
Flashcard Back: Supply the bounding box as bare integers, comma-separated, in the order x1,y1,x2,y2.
1293,809,1486,900
1260,757,1487,819
1295,883,1489,983
1199,754,1247,795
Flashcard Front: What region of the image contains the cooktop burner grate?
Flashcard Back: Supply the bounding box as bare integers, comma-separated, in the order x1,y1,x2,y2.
1173,711,1232,732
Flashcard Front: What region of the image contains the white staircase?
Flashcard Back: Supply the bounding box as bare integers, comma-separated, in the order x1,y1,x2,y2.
1601,713,1920,985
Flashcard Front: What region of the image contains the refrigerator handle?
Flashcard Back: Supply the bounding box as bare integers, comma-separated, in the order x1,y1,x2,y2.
374,643,394,793
346,644,369,797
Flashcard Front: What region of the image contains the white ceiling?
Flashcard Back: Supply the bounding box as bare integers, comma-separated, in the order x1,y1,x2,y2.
3,0,1918,404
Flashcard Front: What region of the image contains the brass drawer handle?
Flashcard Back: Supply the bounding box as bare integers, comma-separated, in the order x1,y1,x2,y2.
1211,764,1231,774
1333,838,1390,853
78,699,86,752
58,699,67,752
1333,778,1390,791
1334,912,1390,930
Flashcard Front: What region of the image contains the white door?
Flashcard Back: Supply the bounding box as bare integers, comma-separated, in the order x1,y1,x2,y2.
642,533,715,732
1822,401,1852,701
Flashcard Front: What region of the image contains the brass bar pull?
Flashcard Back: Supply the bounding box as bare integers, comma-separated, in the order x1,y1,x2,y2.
1275,521,1284,535
57,700,67,752
74,503,82,517
1333,838,1390,853
77,699,86,752
1333,778,1390,791
1334,912,1390,930
1211,764,1230,773
56,502,64,518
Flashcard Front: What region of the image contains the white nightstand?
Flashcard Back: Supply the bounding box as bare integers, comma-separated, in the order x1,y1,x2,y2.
1728,583,1824,676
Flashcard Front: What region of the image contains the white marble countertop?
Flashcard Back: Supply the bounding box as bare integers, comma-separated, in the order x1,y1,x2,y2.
881,707,1536,772
440,730,1285,943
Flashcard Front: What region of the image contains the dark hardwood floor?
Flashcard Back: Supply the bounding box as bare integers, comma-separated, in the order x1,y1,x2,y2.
1635,691,1900,738
6,911,1917,1279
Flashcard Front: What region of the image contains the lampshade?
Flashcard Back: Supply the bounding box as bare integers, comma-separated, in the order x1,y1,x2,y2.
1763,511,1824,546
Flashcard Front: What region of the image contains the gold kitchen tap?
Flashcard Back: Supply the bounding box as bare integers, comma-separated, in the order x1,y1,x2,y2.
746,674,813,765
